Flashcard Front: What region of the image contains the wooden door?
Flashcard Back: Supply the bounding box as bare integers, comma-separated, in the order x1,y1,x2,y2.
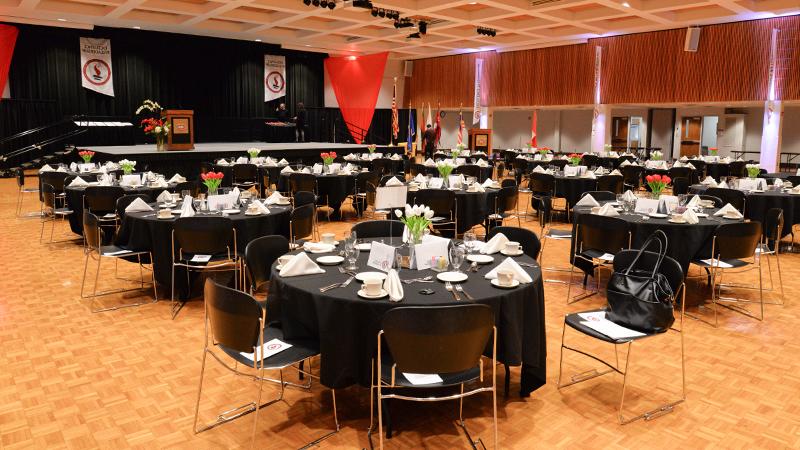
611,117,629,150
679,117,701,157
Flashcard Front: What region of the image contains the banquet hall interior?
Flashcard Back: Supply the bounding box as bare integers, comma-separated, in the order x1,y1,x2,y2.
3,0,800,448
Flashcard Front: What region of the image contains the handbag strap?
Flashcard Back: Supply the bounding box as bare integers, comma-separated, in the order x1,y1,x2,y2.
623,230,668,278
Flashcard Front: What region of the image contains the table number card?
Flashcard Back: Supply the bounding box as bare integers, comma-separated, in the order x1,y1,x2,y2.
207,194,234,211
634,198,660,214
428,177,444,189
413,236,450,270
367,241,396,272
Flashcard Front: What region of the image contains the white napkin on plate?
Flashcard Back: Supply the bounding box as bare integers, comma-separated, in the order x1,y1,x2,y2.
687,195,701,208
481,233,509,255
701,176,717,186
217,159,229,166
264,191,286,205
303,242,336,253
39,164,54,172
250,199,270,214
391,153,402,160
477,159,489,167
281,166,294,174
595,203,619,216
532,165,546,173
685,163,696,170
156,190,172,203
152,178,168,188
68,176,89,187
682,209,699,224
301,167,311,174
265,157,277,166
680,156,688,162
385,176,403,187
424,158,436,167
180,196,194,217
594,167,605,175
575,194,599,207
472,184,485,192
279,158,289,165
619,160,631,167
57,166,68,172
622,190,637,202
717,180,728,189
383,269,403,302
414,173,426,183
484,257,533,284
236,157,248,164
168,173,186,183
714,203,743,218
482,178,495,188
582,171,596,179
774,178,783,188
125,197,153,212
279,253,325,277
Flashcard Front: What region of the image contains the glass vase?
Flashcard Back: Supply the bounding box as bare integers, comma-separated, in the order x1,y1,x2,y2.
156,135,167,152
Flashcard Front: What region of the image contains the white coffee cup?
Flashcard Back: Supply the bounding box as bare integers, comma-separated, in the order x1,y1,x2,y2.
505,242,521,254
671,213,686,223
278,255,293,267
171,193,181,202
158,209,172,219
497,269,515,286
321,233,336,244
363,278,382,296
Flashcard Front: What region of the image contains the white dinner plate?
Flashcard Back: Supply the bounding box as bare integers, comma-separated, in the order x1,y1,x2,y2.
500,249,524,257
437,271,469,283
696,213,709,217
467,254,494,264
244,211,262,216
316,255,344,265
223,209,241,214
171,210,182,215
157,215,173,220
357,289,388,299
356,243,372,251
277,199,291,205
667,219,687,224
355,271,388,282
491,279,520,289
648,213,668,218
723,215,742,220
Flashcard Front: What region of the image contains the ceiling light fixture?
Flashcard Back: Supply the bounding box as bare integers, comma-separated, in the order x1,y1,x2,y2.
133,26,141,29
255,39,261,42
476,27,497,37
352,0,372,8
57,18,67,22
621,1,630,7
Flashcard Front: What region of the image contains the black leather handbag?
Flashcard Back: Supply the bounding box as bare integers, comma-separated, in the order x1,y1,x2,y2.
606,230,675,333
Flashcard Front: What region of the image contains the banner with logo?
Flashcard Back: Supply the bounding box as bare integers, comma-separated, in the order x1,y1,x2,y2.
472,58,483,125
80,37,114,97
264,55,286,102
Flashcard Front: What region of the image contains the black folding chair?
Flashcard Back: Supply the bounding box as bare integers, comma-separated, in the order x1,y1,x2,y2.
486,185,520,232
622,165,644,191
352,220,405,239
290,204,315,244
232,163,261,192
705,187,746,213
40,183,74,243
760,208,785,305
372,158,394,176
672,177,690,195
412,189,457,238
567,213,631,303
244,235,289,322
15,168,39,218
596,175,623,194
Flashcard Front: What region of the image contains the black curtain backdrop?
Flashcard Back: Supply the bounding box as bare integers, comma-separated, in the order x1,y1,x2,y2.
4,24,325,142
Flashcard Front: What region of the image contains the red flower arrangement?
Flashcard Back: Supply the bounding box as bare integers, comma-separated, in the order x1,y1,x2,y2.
646,174,671,197
567,153,582,166
78,150,95,163
140,118,170,137
201,171,224,194
321,152,337,165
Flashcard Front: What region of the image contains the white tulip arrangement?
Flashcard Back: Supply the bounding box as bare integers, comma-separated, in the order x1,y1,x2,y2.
247,148,261,159
395,204,434,244
746,164,760,178
118,159,136,175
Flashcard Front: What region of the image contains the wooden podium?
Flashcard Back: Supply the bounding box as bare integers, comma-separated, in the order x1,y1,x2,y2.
468,128,492,154
163,110,194,151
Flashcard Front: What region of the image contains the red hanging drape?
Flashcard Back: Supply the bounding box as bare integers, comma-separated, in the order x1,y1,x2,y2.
324,52,388,144
0,25,18,100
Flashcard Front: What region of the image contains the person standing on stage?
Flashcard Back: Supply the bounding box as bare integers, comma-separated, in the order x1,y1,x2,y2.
275,103,289,122
293,102,307,142
422,124,436,159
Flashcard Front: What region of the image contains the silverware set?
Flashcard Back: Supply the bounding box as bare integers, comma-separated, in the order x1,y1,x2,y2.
401,275,434,284
444,282,460,301
319,276,354,292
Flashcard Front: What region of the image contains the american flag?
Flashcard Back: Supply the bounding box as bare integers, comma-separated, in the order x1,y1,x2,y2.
391,77,399,141
457,107,465,145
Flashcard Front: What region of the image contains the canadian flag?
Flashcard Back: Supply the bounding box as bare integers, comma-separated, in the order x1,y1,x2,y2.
530,110,538,147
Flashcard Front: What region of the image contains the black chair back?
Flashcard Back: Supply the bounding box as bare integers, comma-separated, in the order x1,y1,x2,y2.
785,176,800,187
372,158,394,176
116,194,150,218
668,167,694,183
582,191,616,202
712,222,761,260
352,220,405,239
622,165,644,189
500,178,517,188
576,214,630,255
204,279,262,353
596,175,623,194
487,226,541,259
173,217,235,255
356,171,380,194
613,250,684,293
382,305,493,375
289,173,316,194
764,208,784,241
453,164,481,179
529,172,555,195
689,160,706,178
290,204,315,241
412,189,455,218
175,181,203,197
672,177,690,195
245,235,289,292
727,161,746,178
41,183,57,210
698,195,724,208
495,185,518,215
82,210,102,250
85,186,126,215
40,171,70,194
705,187,745,212
233,164,259,183
15,168,25,189
581,154,600,168
293,190,316,208
549,159,568,170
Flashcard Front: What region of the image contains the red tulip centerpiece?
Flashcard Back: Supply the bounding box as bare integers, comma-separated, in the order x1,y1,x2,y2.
201,171,224,195
568,153,582,166
646,174,671,198
321,152,337,166
78,150,95,163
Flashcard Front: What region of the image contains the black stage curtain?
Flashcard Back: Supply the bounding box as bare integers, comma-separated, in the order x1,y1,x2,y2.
5,24,325,142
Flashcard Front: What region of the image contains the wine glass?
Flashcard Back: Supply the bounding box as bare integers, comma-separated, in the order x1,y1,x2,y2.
449,245,465,273
346,242,359,271
463,231,476,254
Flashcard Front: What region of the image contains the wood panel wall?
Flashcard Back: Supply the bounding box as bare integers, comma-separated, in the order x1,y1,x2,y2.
409,15,800,107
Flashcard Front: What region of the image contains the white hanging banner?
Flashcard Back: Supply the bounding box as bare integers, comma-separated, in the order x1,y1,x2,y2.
264,55,286,102
472,58,483,125
80,37,114,97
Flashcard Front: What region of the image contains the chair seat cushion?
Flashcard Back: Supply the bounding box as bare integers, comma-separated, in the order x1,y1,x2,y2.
691,258,749,268
565,308,660,344
220,326,319,369
380,361,481,388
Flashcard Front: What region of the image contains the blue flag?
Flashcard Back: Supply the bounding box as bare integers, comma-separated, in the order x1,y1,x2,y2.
407,107,416,150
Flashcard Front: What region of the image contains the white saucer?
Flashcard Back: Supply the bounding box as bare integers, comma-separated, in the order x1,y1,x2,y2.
467,254,494,264
667,219,687,224
316,255,344,265
723,215,742,220
304,243,336,254
277,200,291,205
355,271,388,282
171,210,182,215
244,211,262,216
157,215,173,220
437,271,469,283
696,213,709,217
320,240,340,246
500,249,524,257
223,209,241,214
491,279,520,289
358,289,388,299
356,243,372,251
750,189,764,193
648,213,668,218
160,203,177,208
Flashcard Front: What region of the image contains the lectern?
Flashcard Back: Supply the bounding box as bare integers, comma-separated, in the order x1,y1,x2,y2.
468,128,492,154
163,110,194,151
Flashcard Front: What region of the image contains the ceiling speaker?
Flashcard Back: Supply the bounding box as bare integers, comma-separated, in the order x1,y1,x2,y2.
685,27,701,52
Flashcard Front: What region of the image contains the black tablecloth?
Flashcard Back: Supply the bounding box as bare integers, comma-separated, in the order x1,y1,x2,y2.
689,184,800,237
116,204,291,296
555,176,599,208
705,162,729,179
407,187,499,233
270,249,547,396
278,172,355,219
65,183,176,235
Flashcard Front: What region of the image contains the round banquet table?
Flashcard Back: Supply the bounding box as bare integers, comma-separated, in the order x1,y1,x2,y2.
406,186,499,234
278,172,355,219
213,164,288,192
64,183,177,235
555,175,599,208
689,184,800,237
269,246,547,396
115,203,291,297
572,202,735,273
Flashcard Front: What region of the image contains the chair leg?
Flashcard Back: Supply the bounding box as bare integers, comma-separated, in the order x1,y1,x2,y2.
617,342,633,424
250,366,266,448
377,383,384,450
193,349,208,434
503,364,510,397
775,246,785,303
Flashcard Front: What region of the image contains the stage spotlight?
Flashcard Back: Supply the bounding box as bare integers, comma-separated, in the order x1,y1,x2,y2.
418,21,427,34
320,0,328,6
328,1,335,9
312,0,319,6
303,0,311,5
378,9,386,17
371,7,378,16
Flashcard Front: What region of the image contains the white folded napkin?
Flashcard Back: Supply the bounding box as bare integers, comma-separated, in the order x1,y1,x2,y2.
383,269,403,302
594,167,605,175
217,159,229,166
424,158,436,167
722,157,732,163
532,165,546,173
619,160,631,167
250,199,270,214
575,194,599,207
796,167,800,176
281,166,294,174
97,176,111,186
385,176,403,187
391,153,402,160
152,178,168,188
168,173,186,183
736,157,744,162
125,197,153,212
622,190,637,202
717,180,728,189
682,209,700,224
533,154,542,161
701,176,717,186
595,203,619,216
264,191,285,205
774,178,783,188
265,157,277,166
180,196,194,217
582,171,596,179
714,203,743,218
561,155,568,160
279,252,325,277
609,151,619,157
481,233,509,255
610,169,622,176
156,190,172,203
482,178,495,188
39,164,54,172
236,157,248,164
57,166,68,172
301,167,311,174
484,257,533,284
472,184,485,192
792,186,800,194
279,158,289,165
69,162,77,171
477,159,489,167
680,156,688,162
687,195,701,208
303,242,336,253
68,176,89,187
414,173,426,183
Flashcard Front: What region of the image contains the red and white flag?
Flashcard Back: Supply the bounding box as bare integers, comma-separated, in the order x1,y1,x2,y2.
457,108,465,145
390,77,399,141
434,102,442,147
80,37,114,97
530,110,538,147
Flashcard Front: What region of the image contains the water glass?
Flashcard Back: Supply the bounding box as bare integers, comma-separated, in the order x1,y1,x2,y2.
346,243,359,271
449,245,465,273
463,232,476,254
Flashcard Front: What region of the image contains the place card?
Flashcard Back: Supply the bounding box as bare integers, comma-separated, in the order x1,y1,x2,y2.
240,338,293,362
375,186,408,210
121,174,141,186
577,311,645,340
634,198,660,214
428,177,444,189
207,194,234,211
367,241,396,272
190,254,211,263
413,236,450,270
402,373,443,385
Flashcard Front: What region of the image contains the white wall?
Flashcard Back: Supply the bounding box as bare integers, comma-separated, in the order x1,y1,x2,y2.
324,58,406,109
743,106,764,154
492,110,531,149
650,109,673,154
782,106,800,157
701,116,718,149
558,110,593,153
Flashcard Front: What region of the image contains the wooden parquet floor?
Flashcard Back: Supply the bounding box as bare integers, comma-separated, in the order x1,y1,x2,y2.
3,177,800,449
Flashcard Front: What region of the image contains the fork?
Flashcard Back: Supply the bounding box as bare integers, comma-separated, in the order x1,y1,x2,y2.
401,275,434,284
319,276,354,292
454,284,474,301
445,282,461,301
